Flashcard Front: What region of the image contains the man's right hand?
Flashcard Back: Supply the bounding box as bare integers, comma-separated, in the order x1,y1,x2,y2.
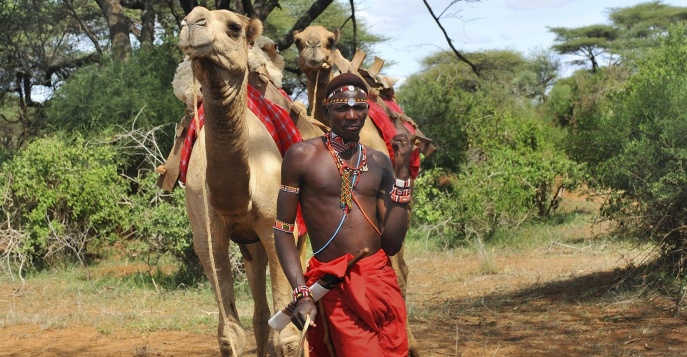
292,297,318,330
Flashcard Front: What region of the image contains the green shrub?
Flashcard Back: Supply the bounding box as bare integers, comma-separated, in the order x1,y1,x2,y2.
125,173,201,280
0,135,130,270
584,24,687,276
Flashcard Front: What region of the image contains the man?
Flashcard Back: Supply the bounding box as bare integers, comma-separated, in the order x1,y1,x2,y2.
274,72,413,356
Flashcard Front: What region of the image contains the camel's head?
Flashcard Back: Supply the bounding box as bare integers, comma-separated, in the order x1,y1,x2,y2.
178,7,262,78
293,25,339,72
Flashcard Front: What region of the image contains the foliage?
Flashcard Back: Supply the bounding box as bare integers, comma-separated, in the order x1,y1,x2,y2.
400,48,584,246
410,115,584,247
549,24,619,73
0,135,130,272
45,43,184,164
124,173,199,277
549,2,687,73
572,24,687,276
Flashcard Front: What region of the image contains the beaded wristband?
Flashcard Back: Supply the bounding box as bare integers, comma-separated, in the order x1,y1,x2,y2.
390,186,412,204
292,285,312,302
274,220,295,234
394,178,411,189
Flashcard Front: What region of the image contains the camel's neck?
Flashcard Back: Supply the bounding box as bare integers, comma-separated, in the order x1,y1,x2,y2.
306,65,333,127
197,62,252,215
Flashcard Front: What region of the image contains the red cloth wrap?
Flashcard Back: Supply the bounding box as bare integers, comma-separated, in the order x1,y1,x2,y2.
179,85,307,236
304,249,408,357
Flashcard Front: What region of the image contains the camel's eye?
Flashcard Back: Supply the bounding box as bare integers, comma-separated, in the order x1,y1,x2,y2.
228,22,242,37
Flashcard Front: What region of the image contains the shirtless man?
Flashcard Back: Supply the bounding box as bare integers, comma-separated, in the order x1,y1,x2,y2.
274,73,413,356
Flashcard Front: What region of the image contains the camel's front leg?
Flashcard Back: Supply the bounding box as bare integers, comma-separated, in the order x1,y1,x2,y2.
390,245,420,357
189,206,246,357
256,227,302,357
239,241,270,357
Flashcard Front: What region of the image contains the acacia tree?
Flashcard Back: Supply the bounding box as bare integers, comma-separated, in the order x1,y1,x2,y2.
549,24,619,73
549,2,687,74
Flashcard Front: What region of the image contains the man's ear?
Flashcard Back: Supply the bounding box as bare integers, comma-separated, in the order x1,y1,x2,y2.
322,104,329,116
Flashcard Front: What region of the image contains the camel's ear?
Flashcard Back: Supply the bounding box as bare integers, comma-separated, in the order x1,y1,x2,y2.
245,18,263,44
333,29,340,46
293,30,303,49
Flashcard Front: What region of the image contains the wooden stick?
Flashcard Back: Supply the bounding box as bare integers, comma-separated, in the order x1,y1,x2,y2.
319,300,337,357
296,314,311,357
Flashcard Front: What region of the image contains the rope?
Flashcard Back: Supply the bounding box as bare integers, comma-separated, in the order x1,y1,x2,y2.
310,68,320,120
192,76,233,352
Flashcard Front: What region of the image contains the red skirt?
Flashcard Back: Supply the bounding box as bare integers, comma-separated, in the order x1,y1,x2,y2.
304,249,408,356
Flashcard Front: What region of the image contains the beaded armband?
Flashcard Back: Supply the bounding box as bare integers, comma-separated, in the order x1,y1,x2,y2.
292,285,312,303
280,185,299,195
273,220,296,234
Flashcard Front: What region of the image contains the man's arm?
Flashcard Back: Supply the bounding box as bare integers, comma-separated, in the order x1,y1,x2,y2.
274,143,317,329
378,134,413,256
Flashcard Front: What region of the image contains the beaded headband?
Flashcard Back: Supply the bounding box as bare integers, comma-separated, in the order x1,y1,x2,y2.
326,97,369,106
326,85,367,100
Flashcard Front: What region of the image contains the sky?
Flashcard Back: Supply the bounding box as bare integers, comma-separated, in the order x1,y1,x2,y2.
356,0,683,81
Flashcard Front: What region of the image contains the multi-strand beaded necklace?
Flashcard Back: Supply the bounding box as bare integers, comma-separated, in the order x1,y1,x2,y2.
312,131,371,256
326,131,368,213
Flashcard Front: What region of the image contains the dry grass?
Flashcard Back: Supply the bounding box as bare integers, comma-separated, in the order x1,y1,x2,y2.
2,193,686,356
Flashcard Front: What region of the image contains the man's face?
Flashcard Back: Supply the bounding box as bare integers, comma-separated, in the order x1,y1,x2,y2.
325,88,368,141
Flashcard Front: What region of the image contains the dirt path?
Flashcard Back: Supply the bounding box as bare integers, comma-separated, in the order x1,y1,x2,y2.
2,234,686,356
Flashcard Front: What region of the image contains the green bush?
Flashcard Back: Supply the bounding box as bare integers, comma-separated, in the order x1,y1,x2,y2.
584,24,687,276
126,173,200,280
0,135,130,269
413,144,583,247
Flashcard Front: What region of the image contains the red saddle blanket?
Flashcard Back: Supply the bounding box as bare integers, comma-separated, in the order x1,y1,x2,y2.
179,85,307,236
368,99,421,179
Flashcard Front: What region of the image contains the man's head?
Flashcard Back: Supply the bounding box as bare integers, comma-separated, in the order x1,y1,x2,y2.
323,73,369,141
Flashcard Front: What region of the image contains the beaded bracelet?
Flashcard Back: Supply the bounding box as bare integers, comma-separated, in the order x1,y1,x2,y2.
292,285,312,303
390,186,412,204
274,220,296,234
394,178,411,189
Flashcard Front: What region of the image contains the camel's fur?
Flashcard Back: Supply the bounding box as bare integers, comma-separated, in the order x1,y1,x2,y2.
294,24,421,356
178,8,303,357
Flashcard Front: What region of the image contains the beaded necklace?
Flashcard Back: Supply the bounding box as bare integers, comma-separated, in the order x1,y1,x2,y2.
326,131,368,213
312,131,367,256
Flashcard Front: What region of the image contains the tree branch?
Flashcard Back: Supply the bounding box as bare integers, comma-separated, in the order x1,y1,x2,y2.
422,0,480,76
64,0,103,56
252,0,281,21
348,0,357,49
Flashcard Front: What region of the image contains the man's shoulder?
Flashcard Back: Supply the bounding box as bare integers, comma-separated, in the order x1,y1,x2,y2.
363,145,392,165
285,136,325,159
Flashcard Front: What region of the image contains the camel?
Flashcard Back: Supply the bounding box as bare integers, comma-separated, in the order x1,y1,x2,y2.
293,25,421,356
177,7,304,357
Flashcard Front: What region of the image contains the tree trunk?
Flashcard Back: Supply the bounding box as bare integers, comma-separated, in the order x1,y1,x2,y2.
140,0,156,48
96,0,132,62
